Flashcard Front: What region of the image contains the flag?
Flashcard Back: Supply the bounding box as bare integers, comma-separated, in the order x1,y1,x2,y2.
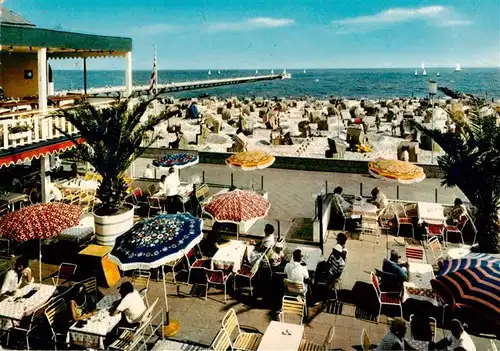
148,49,157,93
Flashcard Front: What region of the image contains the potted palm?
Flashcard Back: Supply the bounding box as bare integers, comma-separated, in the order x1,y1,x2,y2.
58,97,170,245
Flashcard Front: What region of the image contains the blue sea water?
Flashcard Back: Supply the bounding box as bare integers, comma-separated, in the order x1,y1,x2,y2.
53,68,500,99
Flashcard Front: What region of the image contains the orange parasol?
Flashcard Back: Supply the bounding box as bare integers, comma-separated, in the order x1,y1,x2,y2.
226,151,275,171
368,158,426,184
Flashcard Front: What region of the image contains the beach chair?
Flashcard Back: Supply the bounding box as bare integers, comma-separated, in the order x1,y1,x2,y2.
222,309,262,351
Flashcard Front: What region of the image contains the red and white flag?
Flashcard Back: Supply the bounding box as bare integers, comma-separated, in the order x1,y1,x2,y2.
148,48,157,93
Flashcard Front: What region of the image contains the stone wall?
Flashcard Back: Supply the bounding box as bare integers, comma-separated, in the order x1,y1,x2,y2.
143,147,445,178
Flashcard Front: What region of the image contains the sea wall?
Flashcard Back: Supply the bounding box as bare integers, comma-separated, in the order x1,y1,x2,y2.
142,147,445,178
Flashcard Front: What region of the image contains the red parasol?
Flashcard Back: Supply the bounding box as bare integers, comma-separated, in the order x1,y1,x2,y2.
203,189,270,223
0,203,82,242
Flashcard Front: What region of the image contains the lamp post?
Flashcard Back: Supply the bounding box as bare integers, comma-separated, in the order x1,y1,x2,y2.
428,79,437,164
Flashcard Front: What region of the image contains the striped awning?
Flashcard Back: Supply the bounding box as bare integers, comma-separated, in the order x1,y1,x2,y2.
0,137,83,169
437,258,500,317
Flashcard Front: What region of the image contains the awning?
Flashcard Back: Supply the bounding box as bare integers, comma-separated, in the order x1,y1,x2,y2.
0,137,83,169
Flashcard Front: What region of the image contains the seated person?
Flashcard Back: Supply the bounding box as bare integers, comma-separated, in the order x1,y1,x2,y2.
69,283,96,321
0,257,33,297
376,317,416,351
155,175,167,196
333,186,352,213
326,244,346,283
143,164,154,179
447,198,467,225
109,282,147,329
284,249,309,284
381,250,408,292
247,224,275,265
370,187,389,210
430,319,476,351
47,183,63,202
269,241,285,268
336,232,348,260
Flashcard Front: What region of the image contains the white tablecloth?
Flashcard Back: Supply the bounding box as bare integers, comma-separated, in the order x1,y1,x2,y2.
257,321,304,351
0,284,56,324
67,294,121,349
352,201,378,216
212,240,249,272
403,263,438,305
417,202,445,225
447,246,471,259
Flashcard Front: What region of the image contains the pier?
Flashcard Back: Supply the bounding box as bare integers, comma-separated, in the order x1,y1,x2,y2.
62,73,292,97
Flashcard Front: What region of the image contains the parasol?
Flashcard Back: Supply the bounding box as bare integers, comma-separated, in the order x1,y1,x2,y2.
0,203,82,281
226,151,275,171
203,189,270,224
368,158,426,184
109,213,203,337
437,258,500,318
153,152,199,169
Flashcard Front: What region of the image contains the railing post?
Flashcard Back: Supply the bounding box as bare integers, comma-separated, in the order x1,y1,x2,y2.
435,188,438,203
202,171,205,184
261,175,264,190
359,183,363,197
230,173,234,188
48,118,53,139
33,115,40,142
2,121,9,149
318,195,324,255
396,185,400,200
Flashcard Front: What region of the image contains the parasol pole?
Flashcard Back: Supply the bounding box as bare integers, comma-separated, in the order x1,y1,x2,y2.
39,238,42,283
159,264,180,336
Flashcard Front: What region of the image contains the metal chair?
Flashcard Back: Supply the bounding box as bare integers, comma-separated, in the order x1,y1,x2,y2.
184,245,209,285
147,196,164,217
423,223,445,245
52,262,78,286
205,268,232,303
79,276,98,301
222,309,262,351
44,298,70,350
428,236,444,262
409,314,437,342
233,254,262,297
284,278,308,297
370,272,403,323
279,295,306,325
444,215,467,245
210,328,234,351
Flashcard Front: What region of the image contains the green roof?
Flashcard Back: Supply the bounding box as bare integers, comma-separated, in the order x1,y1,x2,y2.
0,24,132,53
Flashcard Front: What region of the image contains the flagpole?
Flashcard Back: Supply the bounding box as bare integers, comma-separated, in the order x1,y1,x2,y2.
154,45,158,94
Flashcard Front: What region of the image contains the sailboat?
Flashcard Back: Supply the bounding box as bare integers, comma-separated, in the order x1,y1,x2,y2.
437,71,440,77
271,69,274,74
422,68,427,76
303,69,306,74
455,63,461,72
218,70,221,75
208,70,211,75
255,69,258,74
414,70,418,76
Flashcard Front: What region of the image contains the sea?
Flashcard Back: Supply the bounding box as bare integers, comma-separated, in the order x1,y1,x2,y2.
53,68,500,100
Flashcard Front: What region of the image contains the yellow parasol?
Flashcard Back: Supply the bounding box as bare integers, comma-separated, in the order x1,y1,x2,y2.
226,151,275,171
368,158,426,184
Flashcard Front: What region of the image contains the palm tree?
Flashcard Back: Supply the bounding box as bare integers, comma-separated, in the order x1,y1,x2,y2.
58,97,170,215
412,98,500,253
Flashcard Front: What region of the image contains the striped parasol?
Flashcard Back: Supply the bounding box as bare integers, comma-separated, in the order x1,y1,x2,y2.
226,151,275,171
203,189,270,223
368,158,426,184
437,258,500,317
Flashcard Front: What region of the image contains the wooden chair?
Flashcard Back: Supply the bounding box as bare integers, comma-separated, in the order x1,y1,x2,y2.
222,309,262,351
405,246,424,262
444,215,467,245
44,298,70,349
299,325,335,351
279,295,306,325
370,272,403,323
52,262,78,286
210,328,234,351
147,196,164,217
205,268,232,303
109,298,159,350
132,270,151,307
7,299,53,350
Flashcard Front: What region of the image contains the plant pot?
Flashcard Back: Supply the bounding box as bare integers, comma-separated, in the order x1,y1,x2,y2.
94,204,134,246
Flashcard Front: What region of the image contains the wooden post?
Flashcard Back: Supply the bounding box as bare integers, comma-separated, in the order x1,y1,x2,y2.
318,195,324,255
359,183,363,197
397,185,400,200
435,188,438,203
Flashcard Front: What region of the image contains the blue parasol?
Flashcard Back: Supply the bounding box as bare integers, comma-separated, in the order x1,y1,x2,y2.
109,213,203,271
152,152,199,169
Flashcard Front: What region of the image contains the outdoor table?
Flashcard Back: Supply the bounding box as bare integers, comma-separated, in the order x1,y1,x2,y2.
59,215,94,245
78,245,120,288
212,240,250,272
257,321,304,351
67,294,121,349
0,192,29,211
417,202,445,225
285,245,323,274
352,201,378,216
403,263,438,305
447,246,471,259
59,179,98,193
0,283,56,329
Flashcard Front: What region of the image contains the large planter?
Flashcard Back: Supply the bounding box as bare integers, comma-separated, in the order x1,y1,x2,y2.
94,204,134,246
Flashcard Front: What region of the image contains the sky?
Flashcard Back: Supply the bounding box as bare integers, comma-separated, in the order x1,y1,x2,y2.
5,0,500,70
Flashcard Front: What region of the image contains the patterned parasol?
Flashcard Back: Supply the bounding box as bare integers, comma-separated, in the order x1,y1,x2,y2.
203,189,270,223
226,151,275,171
368,158,426,184
153,152,199,169
0,203,82,242
437,258,500,318
108,213,203,271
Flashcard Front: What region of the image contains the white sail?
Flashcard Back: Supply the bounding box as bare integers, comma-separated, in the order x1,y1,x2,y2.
455,63,461,72
414,70,418,76
422,69,427,76
208,70,211,75
255,69,258,74
421,63,425,70
218,70,221,74
437,71,440,76
303,69,306,74
271,69,274,74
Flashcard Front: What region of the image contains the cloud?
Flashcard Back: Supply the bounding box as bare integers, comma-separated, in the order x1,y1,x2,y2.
332,6,472,32
132,23,178,35
207,17,294,32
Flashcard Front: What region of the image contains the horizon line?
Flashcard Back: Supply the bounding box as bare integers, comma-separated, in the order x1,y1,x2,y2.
53,66,500,71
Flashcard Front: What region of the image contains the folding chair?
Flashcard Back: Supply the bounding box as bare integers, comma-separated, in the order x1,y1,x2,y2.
428,236,444,262
52,262,78,286
279,295,306,325
222,309,262,351
370,272,403,323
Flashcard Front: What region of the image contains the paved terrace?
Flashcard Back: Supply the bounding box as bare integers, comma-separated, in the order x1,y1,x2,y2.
30,163,499,350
